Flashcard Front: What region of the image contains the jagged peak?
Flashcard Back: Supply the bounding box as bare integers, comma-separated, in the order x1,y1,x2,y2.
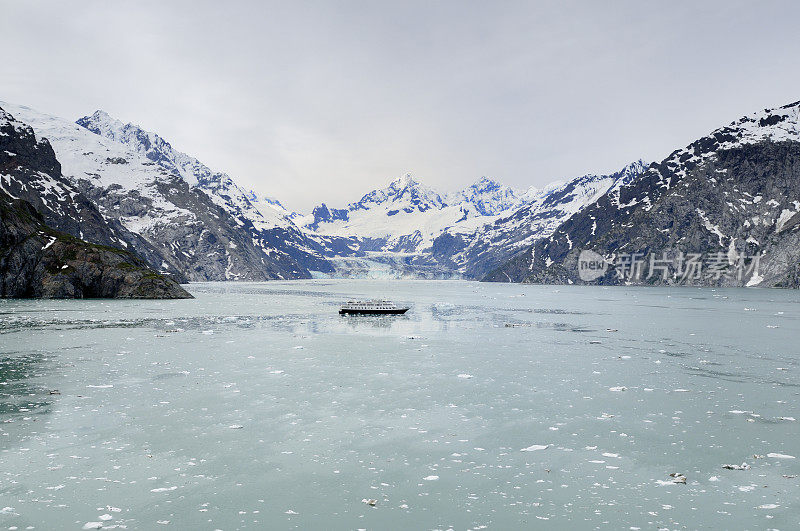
468,176,502,189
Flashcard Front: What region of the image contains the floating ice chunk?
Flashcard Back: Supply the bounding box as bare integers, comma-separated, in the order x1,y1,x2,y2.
293,346,304,349
228,424,244,429
87,384,113,389
82,524,103,530
709,476,720,482
520,444,549,452
766,453,795,459
150,486,178,492
361,498,377,506
609,386,627,392
98,514,113,521
602,452,619,458
758,504,779,509
422,475,439,481
457,374,473,379
285,509,299,515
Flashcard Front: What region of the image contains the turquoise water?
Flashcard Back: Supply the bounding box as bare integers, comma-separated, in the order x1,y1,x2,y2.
1,281,798,529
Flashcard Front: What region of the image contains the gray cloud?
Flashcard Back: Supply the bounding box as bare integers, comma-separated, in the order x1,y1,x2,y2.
2,0,799,211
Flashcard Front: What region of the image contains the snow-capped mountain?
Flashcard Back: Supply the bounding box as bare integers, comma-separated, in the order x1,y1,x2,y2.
447,176,527,216
0,105,191,296
486,100,800,287
75,110,337,278
0,104,186,278
303,173,526,252
3,101,334,280
297,166,651,279
430,161,649,278
77,110,295,231
1,99,656,282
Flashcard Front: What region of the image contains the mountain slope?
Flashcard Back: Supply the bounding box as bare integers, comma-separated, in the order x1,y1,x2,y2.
0,106,185,279
0,110,191,299
432,161,648,279
76,109,335,278
0,189,191,298
485,101,800,287
3,101,333,281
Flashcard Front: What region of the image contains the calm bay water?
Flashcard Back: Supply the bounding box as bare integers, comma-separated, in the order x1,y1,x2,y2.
1,280,798,530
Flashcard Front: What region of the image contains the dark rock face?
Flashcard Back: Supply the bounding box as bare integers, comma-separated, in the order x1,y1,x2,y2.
485,102,800,288
307,203,350,230
0,190,191,299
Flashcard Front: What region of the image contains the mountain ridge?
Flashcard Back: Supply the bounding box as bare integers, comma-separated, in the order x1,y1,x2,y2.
484,100,800,287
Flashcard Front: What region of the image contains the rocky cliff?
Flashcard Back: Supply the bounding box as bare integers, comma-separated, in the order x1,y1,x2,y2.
0,189,191,298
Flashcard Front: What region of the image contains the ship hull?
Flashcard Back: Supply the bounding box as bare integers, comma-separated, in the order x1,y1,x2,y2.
339,308,409,315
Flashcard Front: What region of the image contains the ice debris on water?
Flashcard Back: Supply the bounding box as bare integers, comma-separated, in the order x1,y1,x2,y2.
457,374,473,379
722,463,751,470
150,486,178,492
521,444,549,452
423,475,439,481
228,424,244,429
361,498,377,506
766,452,795,459
82,523,103,530
609,386,627,392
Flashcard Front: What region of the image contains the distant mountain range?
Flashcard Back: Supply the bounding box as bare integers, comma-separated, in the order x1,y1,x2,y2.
2,97,799,294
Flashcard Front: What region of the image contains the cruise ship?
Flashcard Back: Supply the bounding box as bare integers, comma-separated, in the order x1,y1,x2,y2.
339,300,410,315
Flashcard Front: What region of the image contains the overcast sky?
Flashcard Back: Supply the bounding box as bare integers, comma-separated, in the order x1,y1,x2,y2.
2,0,799,211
